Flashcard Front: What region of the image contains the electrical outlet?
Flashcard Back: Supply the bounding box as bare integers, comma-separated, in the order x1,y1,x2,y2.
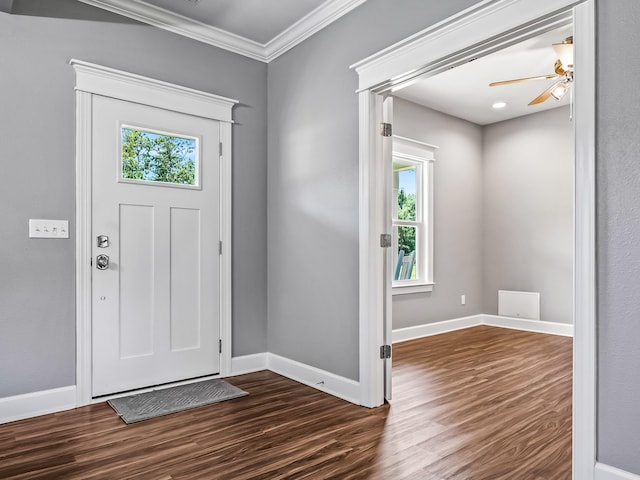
29,219,69,239
461,294,466,306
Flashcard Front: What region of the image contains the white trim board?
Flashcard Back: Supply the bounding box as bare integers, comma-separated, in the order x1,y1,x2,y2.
76,0,366,63
0,353,359,425
267,354,361,405
596,463,640,480
70,59,238,122
483,314,574,336
393,315,481,343
0,386,77,424
230,353,268,376
392,314,574,344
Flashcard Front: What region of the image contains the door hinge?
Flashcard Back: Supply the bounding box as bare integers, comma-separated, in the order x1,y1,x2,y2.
219,240,222,255
219,142,223,157
380,233,392,248
380,122,392,137
219,339,222,354
380,344,392,359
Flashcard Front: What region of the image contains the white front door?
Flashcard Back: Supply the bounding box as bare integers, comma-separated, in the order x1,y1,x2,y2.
91,95,221,396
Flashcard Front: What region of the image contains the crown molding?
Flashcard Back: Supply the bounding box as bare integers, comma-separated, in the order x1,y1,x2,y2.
77,0,367,63
264,0,367,62
77,0,265,60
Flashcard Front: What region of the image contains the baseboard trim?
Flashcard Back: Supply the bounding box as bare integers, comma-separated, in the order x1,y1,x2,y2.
230,353,268,376
393,314,573,343
393,315,483,343
1,316,571,425
596,462,640,480
0,386,77,424
481,314,574,337
267,353,361,406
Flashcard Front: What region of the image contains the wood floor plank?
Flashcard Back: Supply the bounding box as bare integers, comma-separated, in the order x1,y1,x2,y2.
0,326,572,479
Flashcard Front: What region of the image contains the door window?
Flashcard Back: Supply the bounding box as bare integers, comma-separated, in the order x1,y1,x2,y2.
120,125,200,188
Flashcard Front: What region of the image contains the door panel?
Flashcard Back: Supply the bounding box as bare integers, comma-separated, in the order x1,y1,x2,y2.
170,207,202,352
119,204,155,358
92,95,220,396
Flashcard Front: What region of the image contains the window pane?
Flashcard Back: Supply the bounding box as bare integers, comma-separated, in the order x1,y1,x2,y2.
394,226,417,280
393,163,417,221
121,127,197,186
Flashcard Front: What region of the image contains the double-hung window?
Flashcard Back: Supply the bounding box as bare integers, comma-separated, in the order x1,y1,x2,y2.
392,136,437,294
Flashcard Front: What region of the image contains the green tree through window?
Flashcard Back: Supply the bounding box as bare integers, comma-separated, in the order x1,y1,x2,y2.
122,128,196,185
397,187,416,254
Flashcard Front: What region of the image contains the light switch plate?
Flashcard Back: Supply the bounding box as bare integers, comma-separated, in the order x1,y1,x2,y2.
29,219,69,239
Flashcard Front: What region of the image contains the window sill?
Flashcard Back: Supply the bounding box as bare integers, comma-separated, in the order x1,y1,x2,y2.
392,282,434,295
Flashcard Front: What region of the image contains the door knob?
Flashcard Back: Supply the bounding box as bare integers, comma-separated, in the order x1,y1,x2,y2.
96,254,109,270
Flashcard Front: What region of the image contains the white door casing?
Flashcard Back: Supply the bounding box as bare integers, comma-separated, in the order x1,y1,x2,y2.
73,60,237,403
92,96,220,396
352,0,595,478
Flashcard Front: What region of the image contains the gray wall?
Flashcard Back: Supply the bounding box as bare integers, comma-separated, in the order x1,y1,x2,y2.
0,0,267,398
391,102,573,329
0,0,12,13
4,0,640,474
483,107,574,324
597,0,640,473
267,0,480,381
391,98,485,329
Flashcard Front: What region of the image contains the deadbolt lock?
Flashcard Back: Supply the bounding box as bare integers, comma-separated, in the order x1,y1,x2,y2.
97,235,109,248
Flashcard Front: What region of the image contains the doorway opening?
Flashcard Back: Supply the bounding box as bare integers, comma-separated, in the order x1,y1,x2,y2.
352,0,595,477
389,21,575,358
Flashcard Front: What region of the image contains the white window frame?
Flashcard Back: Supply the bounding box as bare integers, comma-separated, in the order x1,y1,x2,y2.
391,135,437,295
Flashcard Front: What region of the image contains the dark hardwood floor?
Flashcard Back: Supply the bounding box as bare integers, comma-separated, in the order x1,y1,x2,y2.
0,326,572,479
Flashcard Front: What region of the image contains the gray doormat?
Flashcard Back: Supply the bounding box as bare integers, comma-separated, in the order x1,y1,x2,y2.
108,379,248,424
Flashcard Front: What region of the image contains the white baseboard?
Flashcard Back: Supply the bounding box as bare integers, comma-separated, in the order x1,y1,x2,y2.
0,353,358,424
596,463,640,480
230,353,268,376
481,314,574,337
393,315,483,343
0,386,77,425
393,314,573,343
1,315,571,425
267,353,361,406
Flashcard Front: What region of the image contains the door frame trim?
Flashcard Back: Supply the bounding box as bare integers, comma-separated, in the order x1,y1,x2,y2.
351,0,595,478
71,60,237,405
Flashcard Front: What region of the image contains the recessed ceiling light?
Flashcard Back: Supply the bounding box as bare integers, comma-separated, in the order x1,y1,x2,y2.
492,101,507,109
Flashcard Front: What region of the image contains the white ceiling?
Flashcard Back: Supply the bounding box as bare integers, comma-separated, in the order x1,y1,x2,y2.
143,0,326,45
394,24,574,125
77,0,366,62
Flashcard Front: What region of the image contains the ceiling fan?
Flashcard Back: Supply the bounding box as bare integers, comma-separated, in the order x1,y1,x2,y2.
489,36,574,105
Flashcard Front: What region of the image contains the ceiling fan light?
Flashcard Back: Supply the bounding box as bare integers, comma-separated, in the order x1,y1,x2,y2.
553,38,574,69
550,81,570,100
492,101,507,109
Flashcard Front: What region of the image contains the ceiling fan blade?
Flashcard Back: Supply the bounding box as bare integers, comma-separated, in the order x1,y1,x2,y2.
489,73,560,87
554,59,567,76
528,80,563,105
